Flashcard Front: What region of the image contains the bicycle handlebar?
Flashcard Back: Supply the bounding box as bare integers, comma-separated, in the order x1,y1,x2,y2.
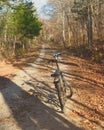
47,59,55,64
47,52,64,64
54,52,62,57
54,51,65,57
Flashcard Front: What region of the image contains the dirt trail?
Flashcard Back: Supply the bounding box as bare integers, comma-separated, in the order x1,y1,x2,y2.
0,46,104,130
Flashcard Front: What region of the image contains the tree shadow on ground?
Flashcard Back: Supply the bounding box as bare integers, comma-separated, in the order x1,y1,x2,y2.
0,76,82,130
63,70,104,88
70,98,104,117
66,98,104,129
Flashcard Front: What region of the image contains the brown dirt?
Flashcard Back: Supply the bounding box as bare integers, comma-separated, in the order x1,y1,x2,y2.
0,47,104,130
0,61,19,78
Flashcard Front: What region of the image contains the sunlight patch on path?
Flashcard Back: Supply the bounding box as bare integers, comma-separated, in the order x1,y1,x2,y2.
34,45,45,63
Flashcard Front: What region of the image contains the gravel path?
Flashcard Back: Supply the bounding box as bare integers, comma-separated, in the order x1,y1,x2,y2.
1,46,104,130
0,46,82,130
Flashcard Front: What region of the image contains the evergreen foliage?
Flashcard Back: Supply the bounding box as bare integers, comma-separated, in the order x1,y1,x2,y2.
0,0,42,57
12,1,42,39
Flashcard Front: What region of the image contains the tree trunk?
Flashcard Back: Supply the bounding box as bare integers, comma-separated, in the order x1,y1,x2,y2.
97,0,102,39
13,36,16,56
62,10,66,48
65,13,71,46
81,19,86,45
87,4,93,47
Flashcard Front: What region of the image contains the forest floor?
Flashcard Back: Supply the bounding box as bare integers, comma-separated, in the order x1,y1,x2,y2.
0,45,104,130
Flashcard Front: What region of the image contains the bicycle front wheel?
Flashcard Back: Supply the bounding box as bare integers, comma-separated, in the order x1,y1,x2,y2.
54,75,66,112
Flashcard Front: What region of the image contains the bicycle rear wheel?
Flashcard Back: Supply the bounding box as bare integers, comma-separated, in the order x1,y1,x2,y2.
63,77,73,98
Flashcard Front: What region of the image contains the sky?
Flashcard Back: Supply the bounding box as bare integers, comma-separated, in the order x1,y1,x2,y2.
31,0,54,19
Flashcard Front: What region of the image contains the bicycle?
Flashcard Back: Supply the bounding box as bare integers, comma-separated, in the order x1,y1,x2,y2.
48,52,73,112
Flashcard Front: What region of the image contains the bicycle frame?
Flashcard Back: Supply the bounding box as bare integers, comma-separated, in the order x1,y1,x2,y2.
51,53,62,77
51,53,66,111
48,52,73,112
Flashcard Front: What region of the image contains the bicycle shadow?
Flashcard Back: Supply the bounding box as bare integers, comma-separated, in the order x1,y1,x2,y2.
0,76,82,130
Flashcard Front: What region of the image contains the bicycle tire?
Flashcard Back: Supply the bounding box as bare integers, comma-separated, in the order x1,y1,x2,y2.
62,77,73,98
54,74,66,112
